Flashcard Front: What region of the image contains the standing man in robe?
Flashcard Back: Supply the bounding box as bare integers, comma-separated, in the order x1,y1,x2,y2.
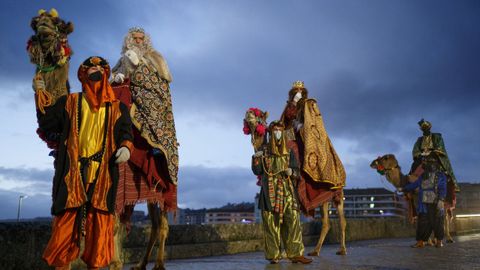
402,155,447,248
252,121,312,264
35,56,133,270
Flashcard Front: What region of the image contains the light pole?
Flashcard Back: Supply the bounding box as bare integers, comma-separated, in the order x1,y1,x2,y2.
17,195,28,222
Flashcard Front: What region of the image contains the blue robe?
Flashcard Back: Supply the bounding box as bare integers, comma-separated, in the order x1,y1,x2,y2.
404,171,447,214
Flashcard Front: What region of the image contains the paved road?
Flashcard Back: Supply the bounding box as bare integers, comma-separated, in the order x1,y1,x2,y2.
124,233,480,270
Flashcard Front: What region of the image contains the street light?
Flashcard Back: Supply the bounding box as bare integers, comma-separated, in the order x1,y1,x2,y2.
17,195,28,222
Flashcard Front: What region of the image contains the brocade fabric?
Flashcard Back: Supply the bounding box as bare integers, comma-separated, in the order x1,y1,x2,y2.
300,99,346,188
130,63,179,184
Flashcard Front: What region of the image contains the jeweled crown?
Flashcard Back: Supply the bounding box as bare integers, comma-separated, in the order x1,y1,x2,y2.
129,27,145,34
292,80,305,89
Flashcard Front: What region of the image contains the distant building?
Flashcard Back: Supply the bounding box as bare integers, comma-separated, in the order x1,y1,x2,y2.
165,208,207,225
456,182,480,215
183,208,207,225
205,202,255,224
315,188,407,219
254,187,407,220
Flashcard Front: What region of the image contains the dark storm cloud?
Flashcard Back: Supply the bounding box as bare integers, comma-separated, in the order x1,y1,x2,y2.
164,1,480,156
310,66,480,182
0,166,53,183
302,1,480,182
177,165,257,209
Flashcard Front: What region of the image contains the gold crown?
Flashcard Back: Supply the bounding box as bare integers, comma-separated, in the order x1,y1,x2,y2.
292,80,305,89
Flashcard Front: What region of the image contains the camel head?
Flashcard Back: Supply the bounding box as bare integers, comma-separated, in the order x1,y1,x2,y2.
370,154,399,174
27,8,74,68
243,108,268,151
370,154,405,187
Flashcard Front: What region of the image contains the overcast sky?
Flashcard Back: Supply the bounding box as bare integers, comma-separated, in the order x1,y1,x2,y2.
0,0,478,220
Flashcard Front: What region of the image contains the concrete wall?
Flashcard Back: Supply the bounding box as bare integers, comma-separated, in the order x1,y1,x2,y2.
1,216,479,269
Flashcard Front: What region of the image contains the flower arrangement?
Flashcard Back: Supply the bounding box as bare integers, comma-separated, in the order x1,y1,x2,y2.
243,107,267,136
376,164,385,175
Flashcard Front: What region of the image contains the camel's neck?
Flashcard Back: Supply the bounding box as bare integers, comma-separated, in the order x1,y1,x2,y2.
384,166,407,188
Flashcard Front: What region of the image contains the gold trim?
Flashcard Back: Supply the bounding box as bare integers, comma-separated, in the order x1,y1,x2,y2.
64,94,87,209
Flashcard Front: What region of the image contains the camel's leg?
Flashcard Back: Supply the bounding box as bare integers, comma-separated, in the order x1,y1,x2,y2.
152,212,169,270
445,209,454,243
131,203,161,270
109,216,125,270
336,196,347,255
308,203,330,256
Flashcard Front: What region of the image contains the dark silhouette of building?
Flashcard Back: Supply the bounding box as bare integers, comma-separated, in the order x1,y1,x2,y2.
205,202,255,224
456,182,480,215
183,208,207,225
319,188,407,218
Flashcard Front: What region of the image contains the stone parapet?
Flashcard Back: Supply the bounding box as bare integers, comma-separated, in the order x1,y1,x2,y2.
1,216,478,269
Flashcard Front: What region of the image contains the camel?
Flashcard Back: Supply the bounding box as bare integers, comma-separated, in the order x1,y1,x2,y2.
27,9,73,111
370,154,455,243
244,109,347,257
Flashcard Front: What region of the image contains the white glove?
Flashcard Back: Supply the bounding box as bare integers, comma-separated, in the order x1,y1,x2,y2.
254,151,263,157
115,147,130,163
114,73,125,83
33,77,46,92
284,168,293,176
437,200,444,210
125,49,139,66
293,92,302,103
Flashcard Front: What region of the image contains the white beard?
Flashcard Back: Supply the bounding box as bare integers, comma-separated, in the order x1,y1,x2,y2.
129,45,146,60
